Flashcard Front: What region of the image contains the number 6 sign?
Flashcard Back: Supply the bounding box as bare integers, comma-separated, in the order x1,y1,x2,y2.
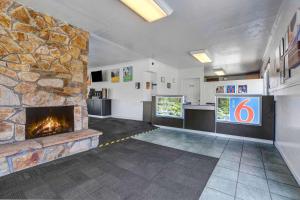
229,97,261,125
234,99,254,123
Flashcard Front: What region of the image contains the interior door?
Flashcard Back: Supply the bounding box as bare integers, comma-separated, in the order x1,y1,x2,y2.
181,78,200,105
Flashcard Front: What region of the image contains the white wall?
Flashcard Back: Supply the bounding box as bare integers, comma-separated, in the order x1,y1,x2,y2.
89,59,147,120
148,59,179,96
202,79,264,104
88,58,180,121
261,0,300,184
178,67,205,104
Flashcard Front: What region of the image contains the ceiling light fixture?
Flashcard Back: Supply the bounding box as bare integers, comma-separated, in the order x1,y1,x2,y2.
190,50,212,63
214,69,226,76
120,0,173,22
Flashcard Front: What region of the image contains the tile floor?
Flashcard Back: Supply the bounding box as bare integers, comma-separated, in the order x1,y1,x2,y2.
0,139,217,200
134,128,300,200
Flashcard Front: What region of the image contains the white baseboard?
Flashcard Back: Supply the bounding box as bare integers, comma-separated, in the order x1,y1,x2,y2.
156,125,274,145
275,142,300,186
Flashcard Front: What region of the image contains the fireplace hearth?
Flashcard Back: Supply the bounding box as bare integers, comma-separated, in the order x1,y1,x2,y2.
26,106,74,139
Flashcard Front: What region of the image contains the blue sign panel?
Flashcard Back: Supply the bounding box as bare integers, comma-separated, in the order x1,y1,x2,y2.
217,96,261,126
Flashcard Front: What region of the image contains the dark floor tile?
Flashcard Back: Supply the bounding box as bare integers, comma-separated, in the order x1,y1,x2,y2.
153,174,203,199
0,139,217,200
0,189,27,200
66,169,90,184
89,186,122,200
46,175,78,194
141,183,197,200
24,184,61,199
89,117,157,145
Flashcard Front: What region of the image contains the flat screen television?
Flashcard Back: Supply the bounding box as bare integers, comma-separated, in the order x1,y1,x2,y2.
156,96,184,119
91,71,103,82
216,95,262,126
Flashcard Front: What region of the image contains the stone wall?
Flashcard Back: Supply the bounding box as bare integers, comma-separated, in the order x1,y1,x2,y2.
0,0,90,144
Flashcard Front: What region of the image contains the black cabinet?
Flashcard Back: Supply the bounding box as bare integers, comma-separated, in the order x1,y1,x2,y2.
87,99,111,116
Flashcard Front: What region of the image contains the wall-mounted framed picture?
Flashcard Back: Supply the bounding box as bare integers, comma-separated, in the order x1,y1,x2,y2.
280,37,285,57
226,85,236,94
280,58,285,84
135,82,140,89
167,83,171,89
146,82,151,90
287,9,300,70
288,12,298,45
161,77,165,83
216,86,224,94
284,54,291,80
111,69,120,83
238,85,248,94
284,30,289,53
123,66,133,82
275,46,281,72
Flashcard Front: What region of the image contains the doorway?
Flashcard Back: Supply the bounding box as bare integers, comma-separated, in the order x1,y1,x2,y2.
181,78,200,105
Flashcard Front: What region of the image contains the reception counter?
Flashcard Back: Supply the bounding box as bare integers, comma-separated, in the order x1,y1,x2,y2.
184,105,215,132
146,95,275,141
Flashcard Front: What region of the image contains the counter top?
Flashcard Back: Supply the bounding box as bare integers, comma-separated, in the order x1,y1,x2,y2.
184,104,215,111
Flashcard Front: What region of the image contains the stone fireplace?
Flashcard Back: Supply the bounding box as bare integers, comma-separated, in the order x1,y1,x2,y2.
0,0,102,177
26,106,75,139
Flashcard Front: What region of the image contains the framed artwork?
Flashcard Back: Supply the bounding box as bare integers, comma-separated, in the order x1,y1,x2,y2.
275,46,281,72
161,77,165,83
216,86,224,94
280,37,285,57
111,69,120,83
288,9,300,69
280,58,285,84
135,82,140,89
123,66,133,82
284,54,291,80
238,85,247,94
288,12,298,45
226,85,236,94
146,82,151,90
167,83,171,89
284,30,289,52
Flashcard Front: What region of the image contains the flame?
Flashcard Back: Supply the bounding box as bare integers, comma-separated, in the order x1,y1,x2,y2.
27,116,70,138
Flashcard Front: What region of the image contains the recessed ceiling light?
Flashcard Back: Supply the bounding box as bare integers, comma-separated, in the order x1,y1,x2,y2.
190,50,212,63
120,0,173,22
214,69,226,76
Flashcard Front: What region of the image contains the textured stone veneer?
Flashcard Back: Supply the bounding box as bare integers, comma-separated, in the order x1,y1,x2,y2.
0,130,101,177
0,0,90,144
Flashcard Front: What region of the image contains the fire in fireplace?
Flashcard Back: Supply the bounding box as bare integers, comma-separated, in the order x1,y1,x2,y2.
26,106,74,139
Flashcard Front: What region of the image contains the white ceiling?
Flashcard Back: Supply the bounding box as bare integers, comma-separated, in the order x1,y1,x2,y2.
18,0,283,75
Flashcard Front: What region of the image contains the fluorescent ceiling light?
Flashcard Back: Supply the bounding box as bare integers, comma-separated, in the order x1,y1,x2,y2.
190,50,212,63
214,69,226,76
120,0,173,22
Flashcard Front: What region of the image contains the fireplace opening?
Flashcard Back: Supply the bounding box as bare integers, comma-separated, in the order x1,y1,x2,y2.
26,106,74,139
